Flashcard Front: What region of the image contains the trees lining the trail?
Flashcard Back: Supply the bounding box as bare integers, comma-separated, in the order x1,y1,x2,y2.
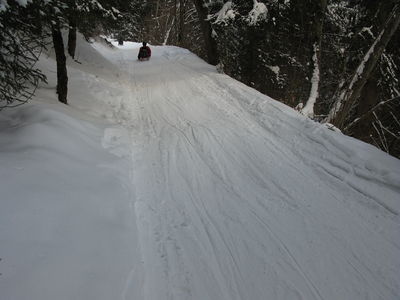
0,1,47,109
0,0,146,106
2,0,399,158
186,0,400,158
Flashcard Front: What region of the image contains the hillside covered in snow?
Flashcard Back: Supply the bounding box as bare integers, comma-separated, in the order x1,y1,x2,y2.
0,36,399,300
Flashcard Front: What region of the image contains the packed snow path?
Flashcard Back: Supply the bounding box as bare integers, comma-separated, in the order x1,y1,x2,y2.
1,41,399,300
96,44,400,300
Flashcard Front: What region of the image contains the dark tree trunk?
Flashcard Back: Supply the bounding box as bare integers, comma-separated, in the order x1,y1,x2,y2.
173,0,178,43
67,19,77,59
67,0,77,59
192,0,219,65
300,0,327,116
311,0,327,78
178,0,185,45
52,22,68,104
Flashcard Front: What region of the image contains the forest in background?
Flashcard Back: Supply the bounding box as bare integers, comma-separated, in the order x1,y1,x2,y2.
141,0,400,158
1,0,399,158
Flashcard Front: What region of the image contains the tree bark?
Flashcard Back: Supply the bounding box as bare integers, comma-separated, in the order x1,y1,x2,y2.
192,0,219,65
329,3,400,128
67,0,77,59
52,22,68,104
67,19,77,59
178,0,185,45
301,0,327,117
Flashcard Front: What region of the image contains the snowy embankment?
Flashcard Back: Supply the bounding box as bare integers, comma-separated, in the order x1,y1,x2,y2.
1,36,399,300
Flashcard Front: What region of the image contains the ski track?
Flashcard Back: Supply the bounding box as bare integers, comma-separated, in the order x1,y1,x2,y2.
95,45,399,300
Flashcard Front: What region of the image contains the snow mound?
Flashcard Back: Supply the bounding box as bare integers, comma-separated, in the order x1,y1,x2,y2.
0,103,138,300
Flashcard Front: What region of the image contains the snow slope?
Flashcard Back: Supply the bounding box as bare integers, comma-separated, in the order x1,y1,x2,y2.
1,37,399,300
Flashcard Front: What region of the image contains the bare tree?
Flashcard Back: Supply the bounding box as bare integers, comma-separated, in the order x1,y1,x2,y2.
178,0,185,45
67,0,77,59
327,3,400,128
52,20,69,104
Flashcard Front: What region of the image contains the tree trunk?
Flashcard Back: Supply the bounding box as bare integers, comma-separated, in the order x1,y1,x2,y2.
178,0,185,45
192,0,219,65
328,3,400,128
67,19,77,59
52,22,68,105
67,0,77,59
174,0,178,41
301,0,327,118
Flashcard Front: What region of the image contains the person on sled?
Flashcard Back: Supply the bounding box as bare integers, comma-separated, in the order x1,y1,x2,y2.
138,42,151,61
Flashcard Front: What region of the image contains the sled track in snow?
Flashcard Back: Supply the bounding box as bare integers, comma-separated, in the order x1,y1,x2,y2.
99,44,400,300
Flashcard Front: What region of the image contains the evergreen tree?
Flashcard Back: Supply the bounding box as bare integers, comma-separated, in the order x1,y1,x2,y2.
104,1,149,43
1,0,146,106
0,0,47,109
141,0,205,58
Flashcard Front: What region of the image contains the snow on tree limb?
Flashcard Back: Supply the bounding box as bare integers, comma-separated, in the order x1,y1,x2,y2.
247,0,268,26
326,4,400,127
301,43,320,118
211,1,235,24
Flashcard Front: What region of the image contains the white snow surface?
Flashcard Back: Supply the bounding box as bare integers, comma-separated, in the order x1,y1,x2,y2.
1,36,400,300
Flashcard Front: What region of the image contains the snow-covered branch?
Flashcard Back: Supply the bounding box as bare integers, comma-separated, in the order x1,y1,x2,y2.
326,4,400,127
301,43,320,118
246,0,268,26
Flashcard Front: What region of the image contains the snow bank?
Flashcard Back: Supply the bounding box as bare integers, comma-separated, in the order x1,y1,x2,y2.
0,34,141,300
0,103,139,300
